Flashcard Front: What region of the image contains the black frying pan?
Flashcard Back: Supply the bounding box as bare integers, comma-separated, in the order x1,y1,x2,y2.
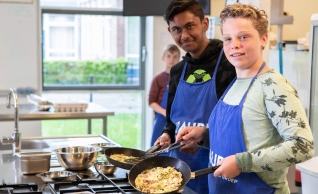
128,156,219,194
104,144,160,170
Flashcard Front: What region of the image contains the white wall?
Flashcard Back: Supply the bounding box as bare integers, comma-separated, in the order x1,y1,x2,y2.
0,0,42,94
0,1,42,138
276,0,318,41
143,16,186,149
0,96,42,137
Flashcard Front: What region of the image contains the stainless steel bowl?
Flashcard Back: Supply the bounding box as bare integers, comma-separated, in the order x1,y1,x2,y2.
93,161,117,175
53,146,101,170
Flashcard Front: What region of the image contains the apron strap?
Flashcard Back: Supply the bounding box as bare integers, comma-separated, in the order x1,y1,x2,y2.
239,62,266,105
211,48,224,81
163,72,168,90
180,62,188,80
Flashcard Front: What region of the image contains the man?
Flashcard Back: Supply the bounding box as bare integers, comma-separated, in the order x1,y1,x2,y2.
154,0,236,193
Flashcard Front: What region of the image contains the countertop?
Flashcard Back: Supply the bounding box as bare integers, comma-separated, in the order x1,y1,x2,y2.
0,134,197,194
0,151,197,194
0,150,130,193
0,135,115,188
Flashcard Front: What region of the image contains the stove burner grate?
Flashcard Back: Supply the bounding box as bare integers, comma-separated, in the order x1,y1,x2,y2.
0,179,41,194
47,175,139,194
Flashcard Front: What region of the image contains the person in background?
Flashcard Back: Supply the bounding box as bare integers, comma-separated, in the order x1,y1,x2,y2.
176,3,314,194
154,0,236,193
149,44,180,147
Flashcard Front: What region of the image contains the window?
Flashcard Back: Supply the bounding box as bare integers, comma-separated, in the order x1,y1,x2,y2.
44,15,77,59
41,0,144,90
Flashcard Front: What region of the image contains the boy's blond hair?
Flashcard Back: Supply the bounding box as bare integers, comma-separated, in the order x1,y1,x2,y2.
219,3,268,37
162,44,180,57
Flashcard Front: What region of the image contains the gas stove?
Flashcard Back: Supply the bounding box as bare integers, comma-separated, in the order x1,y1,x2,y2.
1,167,197,194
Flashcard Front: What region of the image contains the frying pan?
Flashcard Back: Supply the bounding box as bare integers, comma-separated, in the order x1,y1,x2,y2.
128,156,219,194
104,144,160,170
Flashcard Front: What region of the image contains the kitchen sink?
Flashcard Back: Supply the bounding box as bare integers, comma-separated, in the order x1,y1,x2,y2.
0,134,119,152
21,140,50,149
0,139,50,150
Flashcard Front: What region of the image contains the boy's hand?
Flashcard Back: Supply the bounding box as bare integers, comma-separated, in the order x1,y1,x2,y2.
176,126,206,143
179,142,200,155
154,133,171,149
214,155,242,178
175,126,207,154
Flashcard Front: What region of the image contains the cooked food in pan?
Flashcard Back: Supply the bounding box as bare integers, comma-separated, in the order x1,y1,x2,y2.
135,166,182,193
110,154,138,163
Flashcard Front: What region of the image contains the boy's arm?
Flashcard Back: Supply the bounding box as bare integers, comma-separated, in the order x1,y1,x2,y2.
150,102,166,116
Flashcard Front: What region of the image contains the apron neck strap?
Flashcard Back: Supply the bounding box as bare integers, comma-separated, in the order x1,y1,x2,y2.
239,61,266,105
163,72,168,89
181,62,188,80
211,48,224,80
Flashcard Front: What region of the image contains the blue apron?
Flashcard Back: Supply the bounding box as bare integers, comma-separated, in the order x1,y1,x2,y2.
150,72,169,148
170,49,223,194
208,62,275,194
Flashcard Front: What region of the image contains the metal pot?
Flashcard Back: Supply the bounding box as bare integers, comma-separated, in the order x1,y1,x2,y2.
19,152,52,175
53,146,101,170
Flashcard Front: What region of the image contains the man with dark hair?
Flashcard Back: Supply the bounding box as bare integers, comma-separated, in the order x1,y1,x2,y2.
154,0,236,193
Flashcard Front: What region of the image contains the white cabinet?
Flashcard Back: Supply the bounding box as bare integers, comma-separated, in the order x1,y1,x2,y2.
296,157,318,194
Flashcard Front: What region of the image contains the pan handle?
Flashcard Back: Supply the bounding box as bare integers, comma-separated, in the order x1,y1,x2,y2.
191,165,220,179
145,144,161,153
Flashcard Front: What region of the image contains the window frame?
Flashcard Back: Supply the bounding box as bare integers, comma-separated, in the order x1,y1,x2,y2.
41,7,146,91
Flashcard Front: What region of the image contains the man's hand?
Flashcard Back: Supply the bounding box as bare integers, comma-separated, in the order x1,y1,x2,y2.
154,133,171,149
214,155,242,178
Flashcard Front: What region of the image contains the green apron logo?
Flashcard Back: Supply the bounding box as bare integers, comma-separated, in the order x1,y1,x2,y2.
186,69,211,83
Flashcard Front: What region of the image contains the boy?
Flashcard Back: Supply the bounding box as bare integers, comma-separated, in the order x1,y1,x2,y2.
176,3,314,193
148,44,180,146
154,0,236,193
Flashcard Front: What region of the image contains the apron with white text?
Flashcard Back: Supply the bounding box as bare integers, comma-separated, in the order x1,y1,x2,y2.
208,62,275,194
170,49,223,194
150,72,169,148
